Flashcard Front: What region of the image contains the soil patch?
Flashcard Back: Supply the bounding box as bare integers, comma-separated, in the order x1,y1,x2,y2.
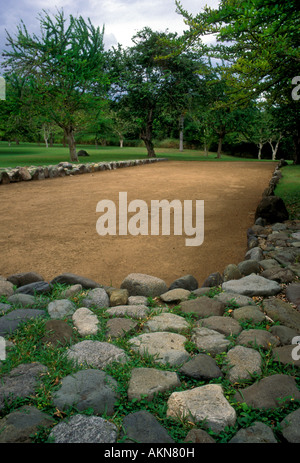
0,161,275,287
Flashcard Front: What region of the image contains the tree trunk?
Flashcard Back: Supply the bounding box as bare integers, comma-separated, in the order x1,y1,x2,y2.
293,126,300,165
217,130,225,159
257,141,263,160
64,127,78,162
179,114,184,152
268,133,282,161
141,108,156,157
120,138,124,148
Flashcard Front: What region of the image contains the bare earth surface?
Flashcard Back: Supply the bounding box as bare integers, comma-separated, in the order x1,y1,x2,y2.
0,161,275,288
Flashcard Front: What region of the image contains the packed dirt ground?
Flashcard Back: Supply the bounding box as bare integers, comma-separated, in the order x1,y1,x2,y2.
0,161,276,288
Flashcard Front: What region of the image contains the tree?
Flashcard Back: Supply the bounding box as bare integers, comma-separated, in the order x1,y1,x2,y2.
176,0,300,163
2,10,108,162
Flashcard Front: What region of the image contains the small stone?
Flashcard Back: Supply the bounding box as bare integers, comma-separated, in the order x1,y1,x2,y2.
285,283,300,309
222,274,281,297
202,272,223,287
121,273,168,297
259,259,280,270
223,264,242,282
191,327,230,356
236,328,280,350
0,280,14,297
81,288,109,309
199,316,242,337
226,345,262,383
47,299,76,319
168,275,198,291
106,305,149,319
106,318,137,338
229,421,277,443
128,295,148,305
109,289,129,306
120,410,174,443
180,296,225,318
238,260,261,276
263,297,300,331
179,353,223,380
50,273,101,289
143,312,189,333
127,368,181,401
160,288,191,302
245,247,264,262
270,325,299,345
214,292,254,307
232,306,266,324
7,272,44,287
61,284,82,298
7,293,36,307
261,267,295,284
280,408,300,443
0,309,46,336
72,307,99,336
272,345,300,366
16,281,51,295
67,340,128,369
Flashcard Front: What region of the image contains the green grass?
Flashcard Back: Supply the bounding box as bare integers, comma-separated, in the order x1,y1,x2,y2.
0,141,277,168
275,165,300,220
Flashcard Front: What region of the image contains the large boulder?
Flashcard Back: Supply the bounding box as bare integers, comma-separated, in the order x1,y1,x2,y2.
255,196,289,224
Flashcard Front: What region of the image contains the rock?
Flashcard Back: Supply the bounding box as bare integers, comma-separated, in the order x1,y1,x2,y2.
16,281,51,295
232,306,266,324
168,275,198,291
222,274,281,297
226,345,262,383
7,293,36,307
160,288,191,302
179,353,223,380
214,292,254,307
106,318,137,338
184,429,216,443
263,297,300,331
199,316,242,337
106,304,149,319
261,267,295,284
120,410,174,443
143,312,189,333
272,345,300,366
0,171,10,184
121,273,168,297
255,196,289,224
280,408,300,443
0,309,46,336
49,414,117,443
53,369,119,415
0,303,11,314
0,405,55,443
128,295,148,306
47,299,76,319
191,327,231,356
202,272,223,287
223,264,242,282
127,368,180,401
270,325,299,345
81,288,109,309
61,284,82,298
192,287,211,297
229,421,277,443
270,248,300,267
72,307,99,336
77,150,90,157
167,384,236,433
237,260,261,276
50,273,101,289
236,328,280,350
285,283,300,309
0,363,48,410
0,280,14,297
109,289,128,306
234,374,300,409
129,332,189,366
180,296,225,318
259,259,280,270
67,340,128,369
41,319,73,346
7,272,44,287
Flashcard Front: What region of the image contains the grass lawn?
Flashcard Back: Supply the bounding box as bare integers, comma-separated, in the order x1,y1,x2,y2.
0,141,277,168
275,164,300,220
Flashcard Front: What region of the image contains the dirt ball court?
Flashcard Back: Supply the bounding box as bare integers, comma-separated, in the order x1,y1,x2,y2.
0,161,275,288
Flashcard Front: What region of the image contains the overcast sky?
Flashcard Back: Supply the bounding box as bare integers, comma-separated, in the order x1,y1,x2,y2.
0,0,220,53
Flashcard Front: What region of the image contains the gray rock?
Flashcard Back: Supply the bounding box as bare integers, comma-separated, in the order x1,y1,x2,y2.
280,408,300,443
263,297,300,331
67,340,128,369
226,345,262,383
128,295,148,306
61,284,83,298
261,267,295,284
199,316,242,337
214,292,254,307
49,414,118,443
238,260,261,276
272,345,300,366
160,288,191,302
0,363,48,410
222,274,281,297
232,306,266,324
16,281,51,295
223,264,242,282
0,309,46,336
0,303,11,314
236,328,280,350
202,272,223,287
191,327,231,356
245,247,264,262
167,384,236,433
121,273,168,297
127,368,180,401
121,410,174,443
72,307,99,336
285,283,300,309
47,299,76,319
50,273,101,289
234,374,300,409
143,312,189,333
41,319,73,347
179,353,223,380
0,280,14,297
192,287,211,297
180,296,225,318
168,275,198,291
106,304,149,319
53,369,119,415
129,332,189,366
7,272,44,287
184,428,216,443
7,293,36,307
271,248,300,267
0,405,55,443
229,421,277,443
81,287,109,309
259,259,281,270
270,325,299,345
106,318,137,338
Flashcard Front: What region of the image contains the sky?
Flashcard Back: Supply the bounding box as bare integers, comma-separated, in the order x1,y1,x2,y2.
0,0,220,53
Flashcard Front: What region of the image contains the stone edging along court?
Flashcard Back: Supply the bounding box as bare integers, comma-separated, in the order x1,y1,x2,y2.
0,159,299,444
0,157,169,184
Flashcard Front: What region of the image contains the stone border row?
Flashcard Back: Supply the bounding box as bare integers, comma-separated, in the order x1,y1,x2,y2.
0,157,169,184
